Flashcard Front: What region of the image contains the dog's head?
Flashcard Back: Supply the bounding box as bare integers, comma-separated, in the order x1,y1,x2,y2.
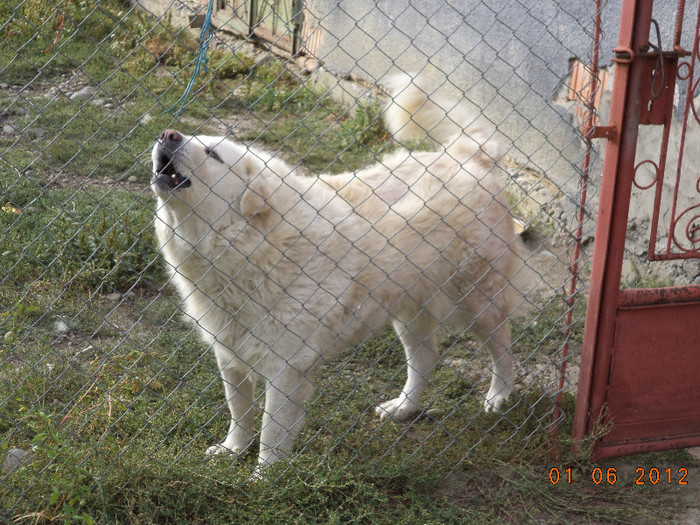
151,130,273,220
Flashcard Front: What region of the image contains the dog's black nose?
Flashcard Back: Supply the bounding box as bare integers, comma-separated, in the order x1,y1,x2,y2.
160,129,182,144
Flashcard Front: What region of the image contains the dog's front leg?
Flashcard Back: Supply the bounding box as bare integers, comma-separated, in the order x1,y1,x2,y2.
206,349,258,457
257,367,314,467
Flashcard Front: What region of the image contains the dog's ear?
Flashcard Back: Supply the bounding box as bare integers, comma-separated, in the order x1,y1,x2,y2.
239,155,270,218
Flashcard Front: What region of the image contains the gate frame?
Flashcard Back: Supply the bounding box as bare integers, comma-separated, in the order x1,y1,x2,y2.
573,0,700,460
211,0,305,55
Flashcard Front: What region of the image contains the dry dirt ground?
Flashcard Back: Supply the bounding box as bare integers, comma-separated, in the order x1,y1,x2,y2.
677,448,700,523
614,448,700,524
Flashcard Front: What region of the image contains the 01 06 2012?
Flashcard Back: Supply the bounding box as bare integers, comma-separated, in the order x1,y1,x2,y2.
548,467,689,485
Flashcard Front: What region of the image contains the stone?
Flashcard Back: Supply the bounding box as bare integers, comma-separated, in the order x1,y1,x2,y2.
303,58,319,75
54,319,70,335
69,86,98,101
3,449,33,473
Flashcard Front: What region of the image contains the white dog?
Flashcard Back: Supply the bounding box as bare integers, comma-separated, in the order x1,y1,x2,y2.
150,76,517,468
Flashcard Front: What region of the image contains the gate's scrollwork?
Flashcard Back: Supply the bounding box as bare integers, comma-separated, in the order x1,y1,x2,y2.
642,6,700,259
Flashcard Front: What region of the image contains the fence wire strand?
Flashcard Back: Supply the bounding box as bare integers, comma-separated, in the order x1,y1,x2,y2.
0,0,605,518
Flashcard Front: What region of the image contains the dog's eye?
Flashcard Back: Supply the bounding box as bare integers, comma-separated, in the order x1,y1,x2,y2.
205,147,224,163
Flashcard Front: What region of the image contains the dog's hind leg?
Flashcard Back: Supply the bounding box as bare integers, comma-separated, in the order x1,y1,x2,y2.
473,304,514,413
206,348,258,457
257,366,315,467
375,314,440,421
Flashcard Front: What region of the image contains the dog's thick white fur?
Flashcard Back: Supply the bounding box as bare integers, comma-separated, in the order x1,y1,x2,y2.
150,75,517,468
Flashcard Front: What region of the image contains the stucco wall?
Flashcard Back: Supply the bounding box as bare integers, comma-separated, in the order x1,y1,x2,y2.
306,2,611,176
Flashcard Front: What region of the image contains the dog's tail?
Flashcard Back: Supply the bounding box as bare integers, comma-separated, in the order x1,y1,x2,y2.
383,74,503,163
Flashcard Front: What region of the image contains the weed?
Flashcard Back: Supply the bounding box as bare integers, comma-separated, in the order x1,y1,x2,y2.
0,186,162,292
1,303,41,345
5,411,96,524
48,205,162,291
621,259,671,289
259,93,392,173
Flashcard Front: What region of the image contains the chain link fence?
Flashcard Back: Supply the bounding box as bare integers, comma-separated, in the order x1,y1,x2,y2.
0,0,602,520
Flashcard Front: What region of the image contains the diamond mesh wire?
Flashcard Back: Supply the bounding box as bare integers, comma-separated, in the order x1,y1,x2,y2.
0,0,604,516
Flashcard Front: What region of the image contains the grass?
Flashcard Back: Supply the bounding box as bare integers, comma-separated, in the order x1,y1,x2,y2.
0,1,695,523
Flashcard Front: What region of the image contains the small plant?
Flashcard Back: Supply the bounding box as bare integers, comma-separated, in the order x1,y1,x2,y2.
48,207,163,291
621,259,670,289
342,99,389,148
1,302,41,345
209,49,253,79
18,412,96,524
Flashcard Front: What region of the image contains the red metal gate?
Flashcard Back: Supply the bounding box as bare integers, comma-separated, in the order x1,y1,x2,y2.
573,0,700,459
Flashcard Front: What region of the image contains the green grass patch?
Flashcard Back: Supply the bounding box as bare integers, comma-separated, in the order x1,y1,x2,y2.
0,184,161,291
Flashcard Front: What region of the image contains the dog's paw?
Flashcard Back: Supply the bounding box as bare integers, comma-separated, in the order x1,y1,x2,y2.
375,397,419,421
246,464,268,483
205,443,241,457
483,390,511,414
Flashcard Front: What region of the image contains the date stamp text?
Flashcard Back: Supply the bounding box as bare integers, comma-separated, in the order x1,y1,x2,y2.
549,467,689,485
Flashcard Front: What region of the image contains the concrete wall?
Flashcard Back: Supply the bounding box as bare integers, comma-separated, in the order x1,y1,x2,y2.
305,1,616,179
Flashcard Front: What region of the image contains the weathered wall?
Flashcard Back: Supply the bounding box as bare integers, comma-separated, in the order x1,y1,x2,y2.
305,1,613,181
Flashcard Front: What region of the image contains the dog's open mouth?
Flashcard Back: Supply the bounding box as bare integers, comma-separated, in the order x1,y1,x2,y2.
152,150,191,191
